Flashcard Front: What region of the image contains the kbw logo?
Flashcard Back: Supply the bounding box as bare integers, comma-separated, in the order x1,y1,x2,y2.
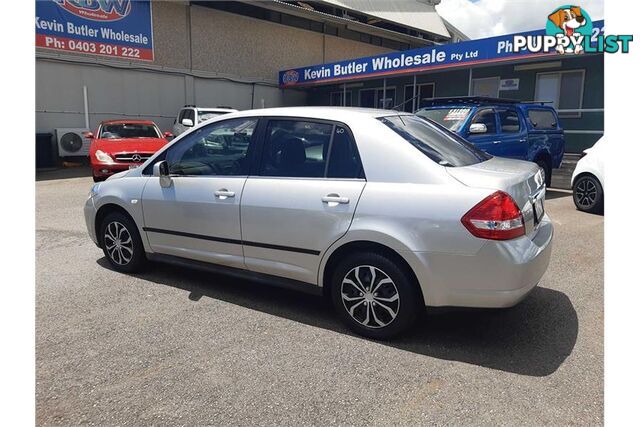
54,0,132,22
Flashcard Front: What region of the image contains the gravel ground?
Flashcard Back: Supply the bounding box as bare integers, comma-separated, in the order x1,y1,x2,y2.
36,171,603,426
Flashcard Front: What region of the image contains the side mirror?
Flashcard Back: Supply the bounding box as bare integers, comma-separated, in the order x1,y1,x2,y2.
181,118,194,127
469,123,487,134
153,160,172,188
83,131,94,139
163,131,174,139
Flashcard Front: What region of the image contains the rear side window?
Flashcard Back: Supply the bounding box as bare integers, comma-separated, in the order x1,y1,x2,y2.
380,115,491,167
498,109,521,133
528,109,558,129
258,120,364,179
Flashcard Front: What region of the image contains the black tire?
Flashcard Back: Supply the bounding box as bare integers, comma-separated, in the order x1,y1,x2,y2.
98,211,147,273
330,252,421,339
92,175,105,182
535,158,552,187
573,174,604,214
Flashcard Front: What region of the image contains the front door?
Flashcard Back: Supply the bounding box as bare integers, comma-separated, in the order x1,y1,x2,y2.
466,108,500,155
141,117,259,268
241,118,366,285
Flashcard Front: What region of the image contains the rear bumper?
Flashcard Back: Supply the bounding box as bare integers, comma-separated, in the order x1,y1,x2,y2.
405,215,554,308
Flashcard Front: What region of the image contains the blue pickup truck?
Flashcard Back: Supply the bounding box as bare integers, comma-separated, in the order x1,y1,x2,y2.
416,97,565,186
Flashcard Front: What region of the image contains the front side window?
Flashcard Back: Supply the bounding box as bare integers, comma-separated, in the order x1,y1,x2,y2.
99,123,160,139
259,120,364,179
470,109,497,134
380,115,491,167
184,109,195,122
165,117,258,176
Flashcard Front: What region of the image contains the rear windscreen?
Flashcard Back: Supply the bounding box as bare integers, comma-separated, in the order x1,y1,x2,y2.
380,115,491,167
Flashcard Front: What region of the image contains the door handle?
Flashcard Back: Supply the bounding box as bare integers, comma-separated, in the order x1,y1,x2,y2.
492,140,502,144
519,138,527,143
214,189,235,199
322,194,349,205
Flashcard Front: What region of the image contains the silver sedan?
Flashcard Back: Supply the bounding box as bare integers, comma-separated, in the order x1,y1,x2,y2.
84,107,553,339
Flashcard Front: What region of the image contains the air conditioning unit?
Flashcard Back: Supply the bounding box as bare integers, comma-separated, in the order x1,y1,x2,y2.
56,128,91,157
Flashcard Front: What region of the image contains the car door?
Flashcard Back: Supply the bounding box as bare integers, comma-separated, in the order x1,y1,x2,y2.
240,118,366,285
141,116,259,268
495,107,529,160
465,108,501,155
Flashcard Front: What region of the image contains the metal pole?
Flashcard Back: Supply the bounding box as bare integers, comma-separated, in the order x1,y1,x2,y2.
83,85,89,129
343,83,346,107
382,78,387,109
468,68,473,96
412,75,417,112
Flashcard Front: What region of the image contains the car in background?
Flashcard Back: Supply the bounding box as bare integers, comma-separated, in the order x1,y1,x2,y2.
84,107,552,339
88,120,172,182
172,105,238,136
416,97,565,187
572,138,604,214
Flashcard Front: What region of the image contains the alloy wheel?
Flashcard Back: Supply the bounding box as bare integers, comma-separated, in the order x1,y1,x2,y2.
575,178,598,209
341,265,400,329
104,221,134,265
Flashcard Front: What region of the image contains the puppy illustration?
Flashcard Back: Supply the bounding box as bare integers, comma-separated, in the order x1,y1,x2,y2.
548,6,586,54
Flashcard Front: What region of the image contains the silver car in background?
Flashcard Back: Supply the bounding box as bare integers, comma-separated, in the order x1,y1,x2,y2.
84,107,553,338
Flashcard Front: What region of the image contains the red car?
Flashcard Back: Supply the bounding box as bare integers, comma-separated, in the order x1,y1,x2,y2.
88,120,172,182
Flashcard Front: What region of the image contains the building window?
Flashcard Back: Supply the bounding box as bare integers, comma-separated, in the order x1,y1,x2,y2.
359,87,396,109
471,77,500,98
403,83,435,112
535,70,585,118
330,91,352,106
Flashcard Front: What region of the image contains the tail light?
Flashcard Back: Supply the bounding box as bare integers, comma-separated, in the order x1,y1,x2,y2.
461,191,525,240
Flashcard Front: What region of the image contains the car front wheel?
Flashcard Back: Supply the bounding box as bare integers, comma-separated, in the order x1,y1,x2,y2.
331,252,421,339
99,211,147,273
573,174,604,214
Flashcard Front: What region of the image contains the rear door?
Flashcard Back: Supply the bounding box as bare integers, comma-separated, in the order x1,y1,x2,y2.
466,108,501,155
240,118,366,285
495,107,529,160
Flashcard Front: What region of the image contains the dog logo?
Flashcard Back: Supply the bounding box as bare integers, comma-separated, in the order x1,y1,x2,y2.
546,5,593,54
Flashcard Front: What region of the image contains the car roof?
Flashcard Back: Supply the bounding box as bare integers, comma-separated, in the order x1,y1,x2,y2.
100,119,158,125
218,106,406,122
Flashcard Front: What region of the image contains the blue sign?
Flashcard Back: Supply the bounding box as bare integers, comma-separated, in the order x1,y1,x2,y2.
36,0,154,61
279,20,604,87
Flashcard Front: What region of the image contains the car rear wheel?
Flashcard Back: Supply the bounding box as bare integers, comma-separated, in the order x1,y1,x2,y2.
331,252,420,339
573,174,604,214
99,212,147,273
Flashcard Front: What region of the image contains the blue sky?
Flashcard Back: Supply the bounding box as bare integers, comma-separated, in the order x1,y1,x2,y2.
435,0,604,39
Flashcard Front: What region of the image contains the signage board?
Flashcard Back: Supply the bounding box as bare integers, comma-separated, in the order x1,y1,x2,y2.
36,0,154,61
279,20,604,87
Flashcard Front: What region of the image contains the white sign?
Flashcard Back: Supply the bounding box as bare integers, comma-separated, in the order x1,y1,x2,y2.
499,78,520,91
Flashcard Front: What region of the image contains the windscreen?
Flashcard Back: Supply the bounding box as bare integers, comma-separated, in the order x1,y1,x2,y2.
416,108,471,132
198,111,230,122
100,123,160,139
380,115,491,167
